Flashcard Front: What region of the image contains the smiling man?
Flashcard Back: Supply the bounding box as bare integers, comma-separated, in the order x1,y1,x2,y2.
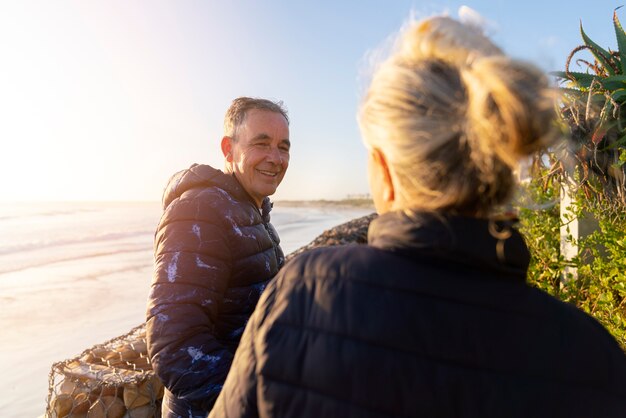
146,97,290,418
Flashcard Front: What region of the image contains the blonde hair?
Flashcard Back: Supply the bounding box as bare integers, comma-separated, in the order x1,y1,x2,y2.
224,97,289,138
359,16,556,216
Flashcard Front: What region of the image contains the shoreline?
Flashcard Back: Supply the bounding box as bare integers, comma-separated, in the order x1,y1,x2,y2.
274,199,374,210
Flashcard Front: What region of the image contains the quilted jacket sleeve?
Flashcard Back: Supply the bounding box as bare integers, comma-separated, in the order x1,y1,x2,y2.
209,277,279,418
146,191,235,410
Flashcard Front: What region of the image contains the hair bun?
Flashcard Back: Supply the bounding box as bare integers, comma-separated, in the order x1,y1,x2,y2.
461,56,556,169
399,16,503,67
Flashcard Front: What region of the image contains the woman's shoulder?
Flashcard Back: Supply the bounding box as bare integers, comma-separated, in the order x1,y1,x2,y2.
533,286,626,350
281,244,389,280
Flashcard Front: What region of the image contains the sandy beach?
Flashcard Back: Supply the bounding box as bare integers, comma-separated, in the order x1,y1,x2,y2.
0,201,372,418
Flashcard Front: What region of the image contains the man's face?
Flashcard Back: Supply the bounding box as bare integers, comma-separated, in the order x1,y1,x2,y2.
222,109,290,207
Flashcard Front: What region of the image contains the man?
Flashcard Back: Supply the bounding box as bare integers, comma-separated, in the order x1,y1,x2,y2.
146,97,290,418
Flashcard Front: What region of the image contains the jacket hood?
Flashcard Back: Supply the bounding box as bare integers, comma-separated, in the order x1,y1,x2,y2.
162,164,273,222
368,210,530,279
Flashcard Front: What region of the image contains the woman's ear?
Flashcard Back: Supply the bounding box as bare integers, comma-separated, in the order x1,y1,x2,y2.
368,148,395,213
221,136,233,162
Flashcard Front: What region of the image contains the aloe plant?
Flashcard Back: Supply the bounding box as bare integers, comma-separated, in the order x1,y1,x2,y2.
552,7,626,203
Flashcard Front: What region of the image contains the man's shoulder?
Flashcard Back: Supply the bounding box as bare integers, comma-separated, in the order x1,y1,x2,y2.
162,164,241,208
163,165,243,206
182,184,240,205
163,185,246,223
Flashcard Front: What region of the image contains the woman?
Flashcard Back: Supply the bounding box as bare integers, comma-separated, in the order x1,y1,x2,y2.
209,16,626,417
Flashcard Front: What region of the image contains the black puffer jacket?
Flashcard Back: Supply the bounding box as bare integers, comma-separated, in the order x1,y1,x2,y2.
211,211,626,418
146,164,284,414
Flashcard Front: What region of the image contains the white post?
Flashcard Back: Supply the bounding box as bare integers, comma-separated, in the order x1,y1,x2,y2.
560,172,579,283
560,168,599,284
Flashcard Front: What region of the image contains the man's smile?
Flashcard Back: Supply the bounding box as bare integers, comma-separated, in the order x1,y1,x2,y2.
257,169,280,177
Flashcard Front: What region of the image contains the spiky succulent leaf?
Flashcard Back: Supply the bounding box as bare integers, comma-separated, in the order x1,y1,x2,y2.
551,71,597,84
581,20,618,75
612,89,626,103
552,71,600,89
557,87,586,96
601,74,626,90
614,7,626,74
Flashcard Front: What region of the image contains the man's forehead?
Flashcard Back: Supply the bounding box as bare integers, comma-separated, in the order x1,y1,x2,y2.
239,111,289,135
242,108,288,124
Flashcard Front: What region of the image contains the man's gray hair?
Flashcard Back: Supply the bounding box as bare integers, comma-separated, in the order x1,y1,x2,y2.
223,97,289,139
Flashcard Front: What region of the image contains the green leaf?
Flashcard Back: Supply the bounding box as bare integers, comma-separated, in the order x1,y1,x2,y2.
556,72,601,90
611,89,626,104
614,7,626,73
551,71,597,83
605,135,626,153
581,20,617,75
557,87,584,95
601,74,626,90
562,75,601,90
557,86,584,93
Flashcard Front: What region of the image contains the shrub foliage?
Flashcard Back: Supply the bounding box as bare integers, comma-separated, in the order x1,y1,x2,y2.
518,8,626,348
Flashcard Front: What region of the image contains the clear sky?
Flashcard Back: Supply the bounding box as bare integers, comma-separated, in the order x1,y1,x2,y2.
0,0,623,202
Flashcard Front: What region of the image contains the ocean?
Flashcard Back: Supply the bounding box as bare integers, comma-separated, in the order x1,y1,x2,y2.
0,201,373,418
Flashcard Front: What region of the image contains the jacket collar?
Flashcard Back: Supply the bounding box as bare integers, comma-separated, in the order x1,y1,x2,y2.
368,210,530,280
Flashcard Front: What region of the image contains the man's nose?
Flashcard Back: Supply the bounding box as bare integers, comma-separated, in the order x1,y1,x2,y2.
266,147,282,164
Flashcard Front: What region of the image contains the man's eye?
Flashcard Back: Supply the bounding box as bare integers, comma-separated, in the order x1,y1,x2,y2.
279,146,290,153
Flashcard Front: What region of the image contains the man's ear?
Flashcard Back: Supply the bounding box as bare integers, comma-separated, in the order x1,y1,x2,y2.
221,136,233,162
371,148,395,204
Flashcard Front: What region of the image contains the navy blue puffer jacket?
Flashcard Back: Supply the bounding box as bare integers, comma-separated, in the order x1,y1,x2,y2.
146,164,284,415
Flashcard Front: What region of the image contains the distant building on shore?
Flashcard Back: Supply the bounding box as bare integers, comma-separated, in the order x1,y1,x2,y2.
346,193,371,200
